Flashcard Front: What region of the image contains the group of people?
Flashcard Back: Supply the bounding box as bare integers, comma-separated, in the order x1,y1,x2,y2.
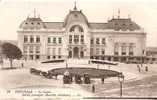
63,71,91,84
137,64,148,72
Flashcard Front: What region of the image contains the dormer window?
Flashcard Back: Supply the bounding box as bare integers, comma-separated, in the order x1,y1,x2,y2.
74,14,78,18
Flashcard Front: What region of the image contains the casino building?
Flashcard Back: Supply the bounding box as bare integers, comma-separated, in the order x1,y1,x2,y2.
17,4,146,63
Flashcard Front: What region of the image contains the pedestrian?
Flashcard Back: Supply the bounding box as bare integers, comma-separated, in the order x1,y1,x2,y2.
101,77,104,84
88,60,90,64
21,62,24,68
145,66,148,72
92,84,95,93
137,64,141,72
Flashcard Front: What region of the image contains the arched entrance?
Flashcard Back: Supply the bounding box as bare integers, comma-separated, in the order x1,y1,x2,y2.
80,51,84,58
73,47,79,58
68,51,72,58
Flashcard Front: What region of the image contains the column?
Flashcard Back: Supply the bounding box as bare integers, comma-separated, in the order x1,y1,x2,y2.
126,44,129,56
28,35,30,43
33,46,36,60
27,46,30,60
34,35,37,43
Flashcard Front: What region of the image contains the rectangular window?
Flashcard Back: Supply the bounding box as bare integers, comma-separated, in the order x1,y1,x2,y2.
58,37,62,44
36,46,40,53
121,46,126,55
114,44,119,55
90,48,94,56
74,35,79,44
52,48,56,55
58,48,61,56
90,38,94,44
23,46,27,53
24,35,28,43
47,56,50,59
48,37,51,43
29,46,33,53
36,36,40,43
96,48,99,55
96,38,100,44
102,38,106,45
30,36,34,43
102,49,105,55
53,37,56,44
36,55,40,59
81,35,84,44
69,35,72,44
129,46,134,56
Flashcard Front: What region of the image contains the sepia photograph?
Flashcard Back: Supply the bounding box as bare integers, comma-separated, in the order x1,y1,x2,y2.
0,0,157,99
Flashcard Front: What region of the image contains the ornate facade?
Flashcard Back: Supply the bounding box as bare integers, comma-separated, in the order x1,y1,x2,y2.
17,5,146,63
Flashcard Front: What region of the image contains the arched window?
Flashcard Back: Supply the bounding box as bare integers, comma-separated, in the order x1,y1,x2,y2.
69,25,84,32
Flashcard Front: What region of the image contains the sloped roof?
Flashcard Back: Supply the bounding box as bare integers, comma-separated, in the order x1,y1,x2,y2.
44,22,63,29
89,23,108,29
19,17,45,29
107,18,141,31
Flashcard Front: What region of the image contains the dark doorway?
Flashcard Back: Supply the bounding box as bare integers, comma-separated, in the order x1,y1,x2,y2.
73,47,79,58
68,51,72,58
80,51,84,58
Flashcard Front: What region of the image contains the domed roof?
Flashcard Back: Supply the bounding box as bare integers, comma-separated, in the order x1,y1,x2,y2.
63,6,88,27
19,17,46,30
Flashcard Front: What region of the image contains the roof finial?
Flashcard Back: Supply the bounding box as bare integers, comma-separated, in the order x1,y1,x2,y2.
118,8,120,19
112,15,114,19
38,14,40,18
128,14,131,19
74,1,77,10
34,8,36,18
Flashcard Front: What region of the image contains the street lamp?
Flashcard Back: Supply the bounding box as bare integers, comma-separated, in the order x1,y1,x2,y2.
118,72,124,97
66,59,68,68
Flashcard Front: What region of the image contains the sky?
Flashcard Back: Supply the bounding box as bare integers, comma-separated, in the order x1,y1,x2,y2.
0,0,157,47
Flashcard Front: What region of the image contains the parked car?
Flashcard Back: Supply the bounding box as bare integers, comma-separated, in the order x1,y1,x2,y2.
46,71,58,79
74,74,82,84
83,73,91,84
30,68,41,75
63,70,72,84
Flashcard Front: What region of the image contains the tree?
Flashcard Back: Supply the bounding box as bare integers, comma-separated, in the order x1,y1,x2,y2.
2,42,22,68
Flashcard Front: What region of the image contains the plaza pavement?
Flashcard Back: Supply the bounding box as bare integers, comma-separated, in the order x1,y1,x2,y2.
0,59,157,97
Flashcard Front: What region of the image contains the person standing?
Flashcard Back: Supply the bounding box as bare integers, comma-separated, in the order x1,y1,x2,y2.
137,64,141,72
21,62,24,68
92,84,95,93
101,77,104,84
145,66,148,72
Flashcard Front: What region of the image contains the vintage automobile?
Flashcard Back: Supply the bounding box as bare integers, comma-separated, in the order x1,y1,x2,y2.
46,70,58,79
30,68,42,75
74,74,82,84
41,71,48,77
63,70,72,84
83,73,91,84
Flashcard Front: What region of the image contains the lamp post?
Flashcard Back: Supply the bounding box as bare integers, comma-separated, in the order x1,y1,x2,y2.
118,72,124,97
66,47,69,69
66,59,68,68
